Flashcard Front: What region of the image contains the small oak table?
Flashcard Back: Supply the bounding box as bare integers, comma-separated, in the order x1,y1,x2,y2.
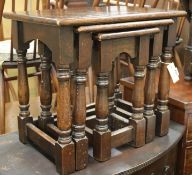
3,6,186,175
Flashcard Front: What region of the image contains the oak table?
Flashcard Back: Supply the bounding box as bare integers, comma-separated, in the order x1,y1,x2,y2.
3,6,186,175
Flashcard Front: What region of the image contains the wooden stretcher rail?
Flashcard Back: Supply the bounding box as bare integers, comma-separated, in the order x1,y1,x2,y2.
111,126,133,148
26,123,56,159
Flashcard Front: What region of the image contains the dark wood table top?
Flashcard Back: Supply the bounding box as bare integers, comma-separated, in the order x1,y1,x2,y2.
0,121,185,175
3,6,186,26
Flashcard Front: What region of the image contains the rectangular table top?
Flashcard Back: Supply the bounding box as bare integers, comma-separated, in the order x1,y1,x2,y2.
3,6,186,26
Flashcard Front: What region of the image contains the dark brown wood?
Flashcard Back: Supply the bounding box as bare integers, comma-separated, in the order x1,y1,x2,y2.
56,66,75,175
72,71,88,170
0,70,5,134
26,123,56,158
17,49,33,143
108,61,115,113
156,21,177,137
144,29,163,143
76,18,173,33
95,28,160,40
114,55,122,99
0,121,185,175
130,35,149,147
0,0,55,135
111,126,133,147
38,44,54,130
4,5,186,175
86,27,160,162
94,73,111,162
72,31,92,170
3,7,186,26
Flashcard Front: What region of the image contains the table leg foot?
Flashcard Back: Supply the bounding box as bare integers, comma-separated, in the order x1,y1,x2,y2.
55,141,75,175
18,115,33,144
130,117,146,147
144,114,156,143
155,109,170,136
93,129,111,162
73,137,88,170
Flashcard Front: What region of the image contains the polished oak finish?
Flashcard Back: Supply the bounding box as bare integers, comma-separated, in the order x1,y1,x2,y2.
3,7,186,27
38,44,53,131
156,21,177,137
144,30,163,143
0,121,185,175
4,6,186,175
17,49,33,144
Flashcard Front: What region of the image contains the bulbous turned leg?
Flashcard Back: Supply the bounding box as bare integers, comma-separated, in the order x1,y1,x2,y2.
38,48,54,130
93,73,111,162
108,62,116,113
17,49,33,144
55,66,75,175
72,70,88,170
144,56,158,143
130,65,146,147
156,48,171,136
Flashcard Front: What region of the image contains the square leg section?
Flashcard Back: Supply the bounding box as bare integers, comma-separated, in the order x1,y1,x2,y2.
73,137,88,171
38,116,54,131
145,114,156,143
155,110,170,136
93,129,111,162
55,141,75,175
130,118,146,147
18,116,33,144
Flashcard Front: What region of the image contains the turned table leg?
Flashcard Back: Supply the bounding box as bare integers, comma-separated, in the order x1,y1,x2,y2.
130,36,149,147
38,46,53,130
144,31,163,143
93,73,111,161
55,66,75,175
131,65,146,147
72,70,88,170
17,49,33,144
114,56,122,99
108,61,115,113
156,23,176,136
156,48,171,136
92,38,113,162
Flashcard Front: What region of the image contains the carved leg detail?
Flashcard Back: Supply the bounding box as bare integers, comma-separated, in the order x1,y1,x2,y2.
93,73,111,162
131,65,146,147
17,49,33,144
38,48,53,130
55,66,75,175
156,48,171,136
72,70,88,170
108,61,115,113
144,56,158,143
